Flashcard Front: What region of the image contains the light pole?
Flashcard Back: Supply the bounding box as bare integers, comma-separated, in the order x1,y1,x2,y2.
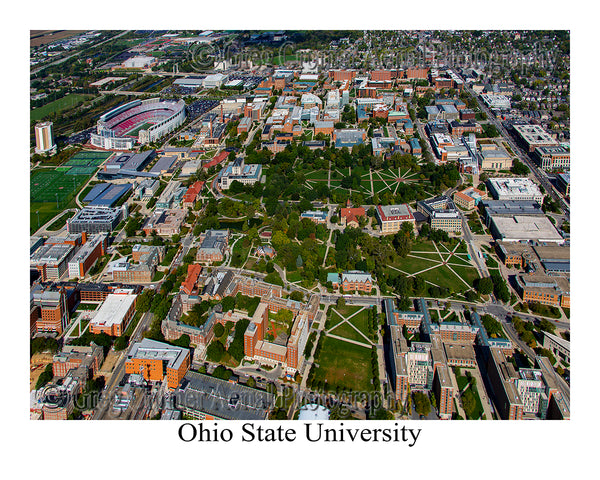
36,210,40,228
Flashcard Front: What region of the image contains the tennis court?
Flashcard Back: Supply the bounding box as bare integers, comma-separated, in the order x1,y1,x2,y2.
64,151,112,167
66,166,97,175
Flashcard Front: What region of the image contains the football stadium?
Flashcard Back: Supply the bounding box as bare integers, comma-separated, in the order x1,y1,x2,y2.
90,98,186,150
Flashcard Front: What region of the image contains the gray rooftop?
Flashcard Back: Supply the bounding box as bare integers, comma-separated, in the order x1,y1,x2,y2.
175,371,275,420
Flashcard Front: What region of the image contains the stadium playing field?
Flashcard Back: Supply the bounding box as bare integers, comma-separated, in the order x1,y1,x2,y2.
126,122,154,137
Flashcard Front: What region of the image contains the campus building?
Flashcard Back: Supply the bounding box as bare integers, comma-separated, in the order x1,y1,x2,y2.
340,207,366,228
89,291,137,337
486,347,524,420
125,338,190,390
376,204,415,234
34,122,57,154
31,287,70,334
182,181,205,209
196,230,229,263
217,158,262,190
142,209,186,236
67,233,108,278
112,245,165,283
533,146,570,171
243,301,311,374
554,172,569,197
515,273,570,308
135,179,160,200
453,187,487,211
487,178,544,203
479,145,513,171
488,215,564,244
329,271,374,293
53,343,104,379
542,331,570,365
416,196,461,232
67,206,126,234
512,124,558,153
300,210,328,224
31,243,76,281
175,371,275,420
155,181,186,209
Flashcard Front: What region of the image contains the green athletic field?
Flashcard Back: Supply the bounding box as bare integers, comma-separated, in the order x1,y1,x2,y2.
126,122,154,137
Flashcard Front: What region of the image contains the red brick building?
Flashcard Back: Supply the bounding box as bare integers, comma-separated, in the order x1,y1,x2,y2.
125,338,190,390
329,70,357,82
182,181,205,209
340,207,366,228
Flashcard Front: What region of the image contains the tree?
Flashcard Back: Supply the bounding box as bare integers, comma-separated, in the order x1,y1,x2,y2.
290,291,304,302
336,297,346,309
461,389,477,418
476,277,494,295
206,340,225,362
246,377,256,388
173,334,191,348
212,365,232,381
35,363,54,390
136,290,154,313
538,319,556,335
213,323,225,338
413,391,431,417
511,159,530,175
113,336,129,351
221,296,236,312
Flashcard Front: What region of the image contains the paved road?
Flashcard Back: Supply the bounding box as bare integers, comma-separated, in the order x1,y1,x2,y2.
92,310,154,419
33,208,78,236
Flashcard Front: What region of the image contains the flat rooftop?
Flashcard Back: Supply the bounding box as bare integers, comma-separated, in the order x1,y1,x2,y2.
490,215,564,243
127,338,188,371
90,293,136,328
176,371,275,421
444,343,476,363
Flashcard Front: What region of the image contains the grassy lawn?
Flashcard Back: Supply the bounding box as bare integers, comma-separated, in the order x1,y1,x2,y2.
448,265,480,288
46,210,75,231
312,335,373,392
31,94,93,121
304,169,329,180
346,308,371,337
419,264,471,292
447,254,474,267
394,255,440,275
286,270,303,283
411,239,438,252
334,304,362,317
329,321,369,344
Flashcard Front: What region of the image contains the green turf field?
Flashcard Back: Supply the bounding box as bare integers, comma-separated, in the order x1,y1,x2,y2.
30,94,93,121
31,170,88,203
126,122,154,137
66,166,96,175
